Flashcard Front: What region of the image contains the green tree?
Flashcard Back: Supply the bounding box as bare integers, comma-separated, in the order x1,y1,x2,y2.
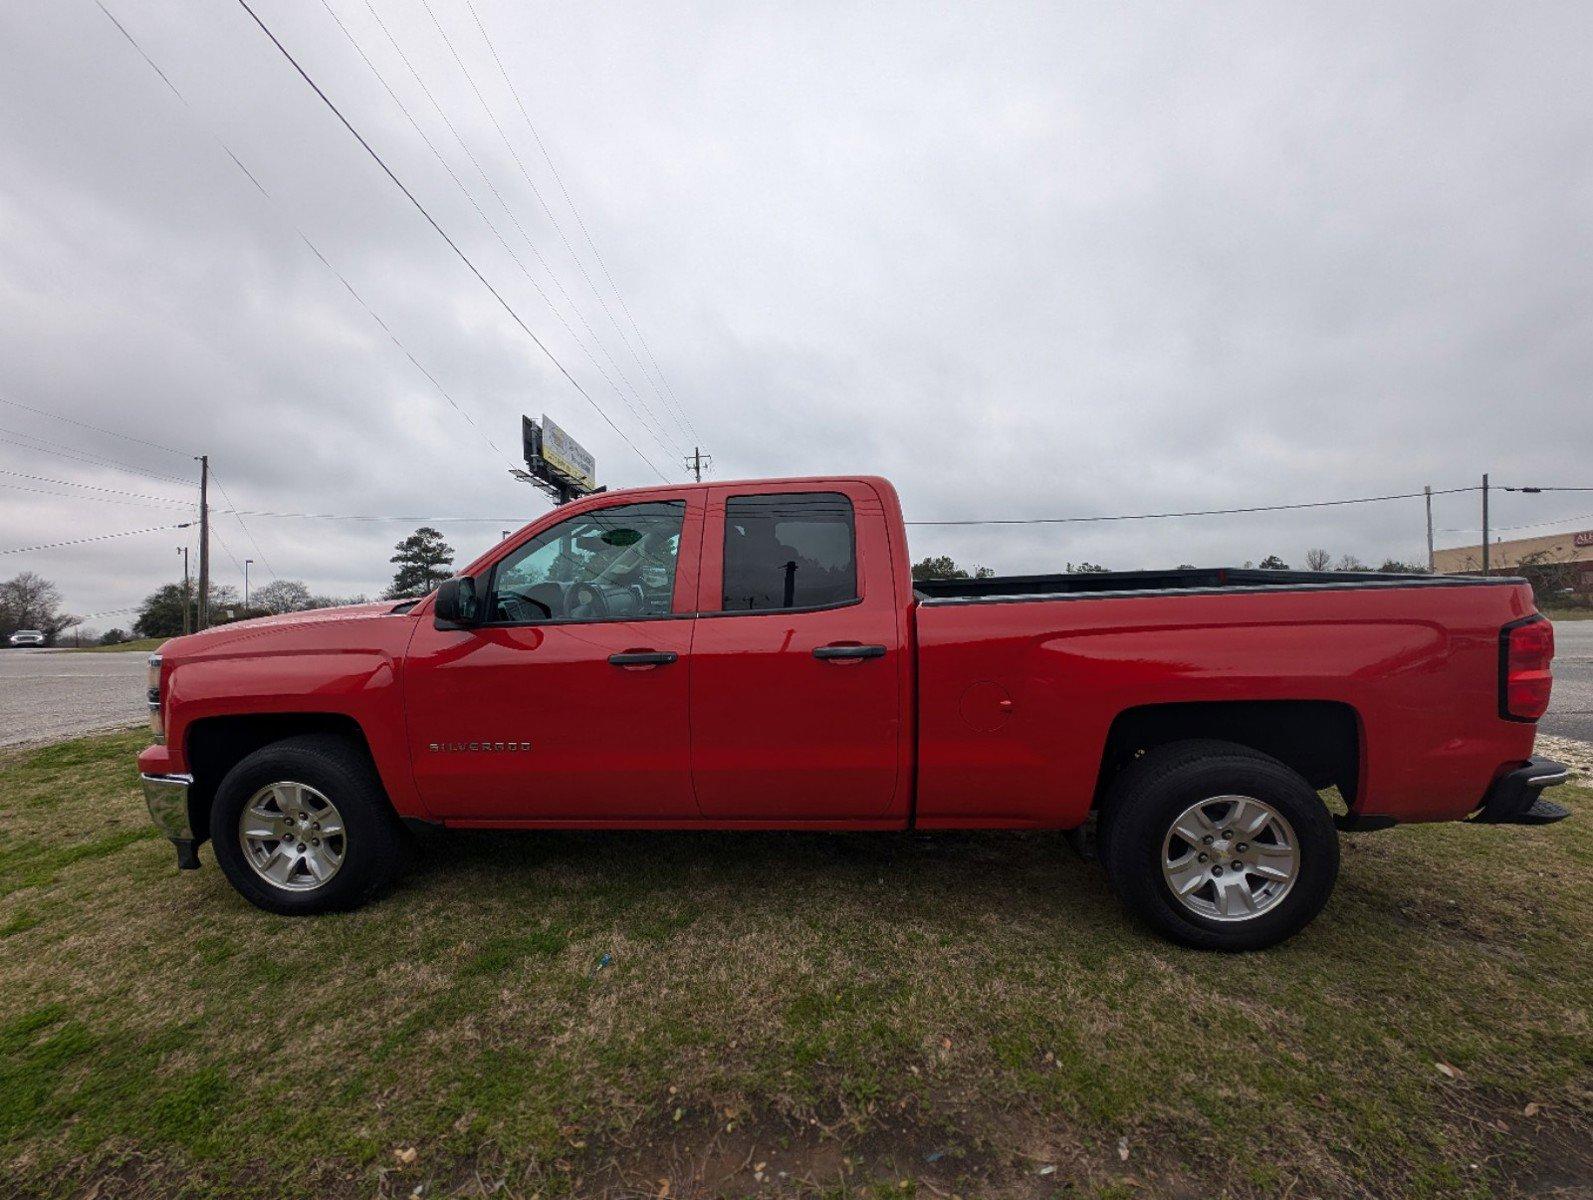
910,555,994,581
1257,555,1290,570
135,584,192,638
1512,549,1575,596
0,572,78,645
1066,562,1111,573
134,583,239,637
98,628,128,645
1376,559,1429,574
385,527,455,599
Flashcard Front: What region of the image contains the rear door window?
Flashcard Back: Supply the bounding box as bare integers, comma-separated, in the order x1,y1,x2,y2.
722,492,857,611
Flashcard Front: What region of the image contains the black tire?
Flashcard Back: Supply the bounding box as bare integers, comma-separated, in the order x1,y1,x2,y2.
1099,739,1339,951
209,734,407,915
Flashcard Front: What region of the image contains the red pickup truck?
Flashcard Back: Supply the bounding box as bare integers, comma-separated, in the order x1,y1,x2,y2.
137,475,1568,950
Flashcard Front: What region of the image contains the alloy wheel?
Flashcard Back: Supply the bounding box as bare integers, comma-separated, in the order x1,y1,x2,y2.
238,781,347,892
1160,794,1299,922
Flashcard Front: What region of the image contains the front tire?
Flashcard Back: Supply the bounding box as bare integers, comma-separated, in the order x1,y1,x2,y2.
210,734,407,915
1100,740,1339,951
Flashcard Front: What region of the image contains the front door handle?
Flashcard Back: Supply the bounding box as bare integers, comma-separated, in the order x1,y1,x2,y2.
608,650,678,667
812,643,887,661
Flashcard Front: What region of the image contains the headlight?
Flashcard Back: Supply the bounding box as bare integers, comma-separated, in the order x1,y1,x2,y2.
147,653,165,743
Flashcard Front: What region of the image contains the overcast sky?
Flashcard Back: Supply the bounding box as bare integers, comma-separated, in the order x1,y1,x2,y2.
1,1,1590,624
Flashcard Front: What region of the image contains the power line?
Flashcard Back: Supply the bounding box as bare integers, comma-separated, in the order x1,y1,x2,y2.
0,468,195,505
1,522,193,556
209,521,248,579
208,467,277,582
234,0,670,483
408,0,690,458
191,484,1488,529
0,391,189,458
75,604,144,620
902,486,1481,526
319,0,685,464
93,0,509,464
0,480,197,511
462,0,701,448
0,427,194,487
1500,485,1593,493
220,508,532,522
1438,510,1593,535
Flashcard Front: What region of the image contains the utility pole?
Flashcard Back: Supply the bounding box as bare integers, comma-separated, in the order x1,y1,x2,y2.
197,454,210,629
178,546,191,635
684,446,710,483
1424,485,1434,573
1481,473,1490,576
244,559,253,611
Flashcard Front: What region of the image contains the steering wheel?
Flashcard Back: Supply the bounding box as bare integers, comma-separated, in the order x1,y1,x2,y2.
567,583,611,619
497,588,553,621
567,583,613,619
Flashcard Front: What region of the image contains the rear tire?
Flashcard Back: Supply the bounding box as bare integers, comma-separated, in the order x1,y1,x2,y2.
1100,739,1339,951
210,734,407,915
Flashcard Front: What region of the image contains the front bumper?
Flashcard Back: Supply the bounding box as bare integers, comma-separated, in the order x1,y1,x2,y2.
1471,757,1572,826
141,772,200,868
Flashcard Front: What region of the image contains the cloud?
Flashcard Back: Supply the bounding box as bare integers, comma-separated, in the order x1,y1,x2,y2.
0,0,1590,619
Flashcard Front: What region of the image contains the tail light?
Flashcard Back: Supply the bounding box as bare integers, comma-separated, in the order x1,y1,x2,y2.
1499,615,1553,722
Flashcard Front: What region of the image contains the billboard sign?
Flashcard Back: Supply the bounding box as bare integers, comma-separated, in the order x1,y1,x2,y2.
1575,530,1593,548
539,413,596,490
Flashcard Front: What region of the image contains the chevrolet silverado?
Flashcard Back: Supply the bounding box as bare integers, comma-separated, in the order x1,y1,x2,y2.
137,475,1568,949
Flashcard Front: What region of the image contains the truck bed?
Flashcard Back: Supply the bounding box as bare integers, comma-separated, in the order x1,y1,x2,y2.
915,567,1493,602
910,573,1537,830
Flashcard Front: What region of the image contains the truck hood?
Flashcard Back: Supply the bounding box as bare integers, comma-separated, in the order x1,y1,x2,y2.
157,601,416,658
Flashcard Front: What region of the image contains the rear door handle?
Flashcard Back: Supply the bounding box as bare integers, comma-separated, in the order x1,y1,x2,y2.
812,643,887,661
608,650,678,667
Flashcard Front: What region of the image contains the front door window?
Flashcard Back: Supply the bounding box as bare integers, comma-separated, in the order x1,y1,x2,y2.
489,501,685,623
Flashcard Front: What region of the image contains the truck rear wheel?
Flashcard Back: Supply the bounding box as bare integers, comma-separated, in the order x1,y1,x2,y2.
209,734,407,915
1100,739,1339,951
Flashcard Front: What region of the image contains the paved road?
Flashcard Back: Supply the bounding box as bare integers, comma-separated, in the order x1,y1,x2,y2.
1542,619,1593,743
2,622,1590,750
0,648,148,748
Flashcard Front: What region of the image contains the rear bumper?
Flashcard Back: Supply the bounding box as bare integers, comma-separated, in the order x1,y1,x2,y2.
1471,757,1572,826
141,772,201,868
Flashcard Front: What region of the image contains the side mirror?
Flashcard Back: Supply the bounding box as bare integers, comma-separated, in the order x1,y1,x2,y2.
433,577,481,629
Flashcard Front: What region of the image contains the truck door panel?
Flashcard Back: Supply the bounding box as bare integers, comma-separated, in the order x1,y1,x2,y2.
689,484,905,820
404,493,702,820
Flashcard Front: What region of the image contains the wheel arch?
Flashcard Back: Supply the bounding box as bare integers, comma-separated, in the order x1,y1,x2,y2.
1094,700,1362,813
183,713,382,846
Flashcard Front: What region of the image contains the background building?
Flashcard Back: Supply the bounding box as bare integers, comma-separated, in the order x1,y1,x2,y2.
1434,528,1593,594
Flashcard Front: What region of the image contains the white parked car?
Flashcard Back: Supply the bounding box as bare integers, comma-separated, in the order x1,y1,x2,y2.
8,629,45,647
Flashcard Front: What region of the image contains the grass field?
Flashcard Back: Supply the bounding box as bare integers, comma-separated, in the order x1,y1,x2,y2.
62,637,165,653
1,730,1588,1199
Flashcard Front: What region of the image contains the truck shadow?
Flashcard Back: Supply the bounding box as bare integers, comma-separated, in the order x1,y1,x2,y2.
396,826,1126,930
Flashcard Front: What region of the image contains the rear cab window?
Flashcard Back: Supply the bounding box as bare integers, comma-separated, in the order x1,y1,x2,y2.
721,492,857,612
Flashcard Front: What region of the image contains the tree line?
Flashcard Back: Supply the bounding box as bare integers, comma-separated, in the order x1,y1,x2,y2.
128,527,458,637
3,531,1452,648
912,550,1433,580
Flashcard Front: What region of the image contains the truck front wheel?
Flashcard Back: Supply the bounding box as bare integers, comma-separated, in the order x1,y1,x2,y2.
209,734,407,915
1100,739,1339,951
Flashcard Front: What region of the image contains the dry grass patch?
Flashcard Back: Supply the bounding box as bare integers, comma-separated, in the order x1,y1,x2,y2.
0,729,1589,1199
